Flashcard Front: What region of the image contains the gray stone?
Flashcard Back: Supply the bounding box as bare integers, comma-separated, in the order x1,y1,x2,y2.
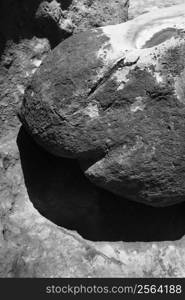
129,0,185,19
2,0,185,279
1,132,185,277
36,0,129,34
19,4,185,206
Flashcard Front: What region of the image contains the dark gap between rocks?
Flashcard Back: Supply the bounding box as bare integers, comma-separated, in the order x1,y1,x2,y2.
17,126,185,242
0,0,70,52
59,0,73,10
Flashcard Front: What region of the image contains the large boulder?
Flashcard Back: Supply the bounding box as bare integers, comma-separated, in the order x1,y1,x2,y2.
19,4,185,206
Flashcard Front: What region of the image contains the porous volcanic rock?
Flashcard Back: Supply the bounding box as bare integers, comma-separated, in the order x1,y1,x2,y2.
20,4,185,206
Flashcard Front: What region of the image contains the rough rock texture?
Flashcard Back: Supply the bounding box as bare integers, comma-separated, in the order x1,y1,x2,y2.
0,0,128,138
58,0,129,33
0,0,52,142
0,0,128,141
36,0,129,35
1,130,185,277
16,127,185,243
2,0,185,278
129,0,185,19
0,38,50,140
20,4,185,206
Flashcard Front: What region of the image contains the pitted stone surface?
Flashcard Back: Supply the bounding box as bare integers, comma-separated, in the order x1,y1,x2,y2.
1,1,185,278
19,4,185,206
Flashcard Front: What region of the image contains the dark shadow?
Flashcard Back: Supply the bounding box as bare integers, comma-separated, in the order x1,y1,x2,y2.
34,19,71,49
17,126,185,242
0,0,71,53
0,31,6,58
58,0,73,10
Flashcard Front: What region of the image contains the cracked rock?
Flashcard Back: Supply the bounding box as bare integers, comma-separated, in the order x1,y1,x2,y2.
19,4,185,206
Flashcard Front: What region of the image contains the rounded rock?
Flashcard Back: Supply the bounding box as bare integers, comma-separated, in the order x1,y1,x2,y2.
19,4,185,206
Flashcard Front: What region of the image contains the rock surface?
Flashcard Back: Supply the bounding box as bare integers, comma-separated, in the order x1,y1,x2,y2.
36,0,129,35
20,4,185,206
1,0,185,278
129,0,185,19
1,130,185,277
0,0,128,139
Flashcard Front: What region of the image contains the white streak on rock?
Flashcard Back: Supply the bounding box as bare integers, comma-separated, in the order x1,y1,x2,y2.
97,4,185,66
117,82,125,91
32,59,42,68
17,84,25,95
131,97,145,113
84,103,99,119
154,72,163,84
114,67,130,86
175,69,185,104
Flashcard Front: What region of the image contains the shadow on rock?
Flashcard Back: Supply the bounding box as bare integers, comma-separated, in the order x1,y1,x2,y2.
58,0,73,10
0,0,70,52
17,126,185,242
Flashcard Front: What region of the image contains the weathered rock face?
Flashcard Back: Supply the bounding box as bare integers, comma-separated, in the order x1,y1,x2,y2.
58,0,129,33
20,4,185,206
129,0,185,19
1,129,185,277
0,38,50,141
1,0,185,278
0,0,128,139
36,0,129,35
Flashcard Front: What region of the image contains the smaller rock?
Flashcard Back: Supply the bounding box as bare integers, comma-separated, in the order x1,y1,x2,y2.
61,0,129,33
35,0,129,35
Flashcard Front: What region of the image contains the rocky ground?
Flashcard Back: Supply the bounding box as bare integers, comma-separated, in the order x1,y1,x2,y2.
1,0,185,277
